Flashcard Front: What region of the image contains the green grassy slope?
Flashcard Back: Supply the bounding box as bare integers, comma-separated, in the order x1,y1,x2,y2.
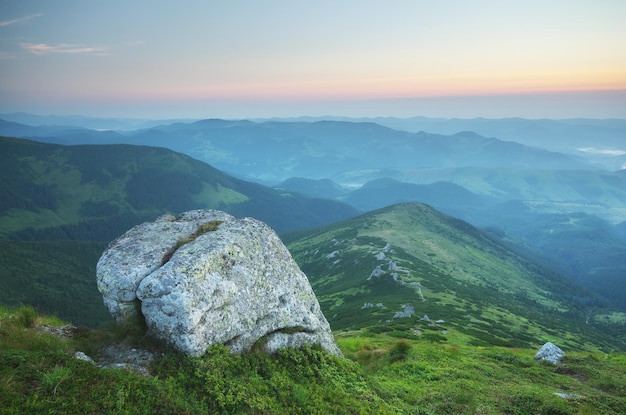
0,136,357,239
1,306,625,414
284,203,625,352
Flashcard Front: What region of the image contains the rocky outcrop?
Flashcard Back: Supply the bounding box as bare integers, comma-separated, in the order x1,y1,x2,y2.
534,342,565,364
96,210,341,357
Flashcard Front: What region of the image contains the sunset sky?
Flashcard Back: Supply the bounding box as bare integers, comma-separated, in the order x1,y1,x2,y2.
1,1,625,119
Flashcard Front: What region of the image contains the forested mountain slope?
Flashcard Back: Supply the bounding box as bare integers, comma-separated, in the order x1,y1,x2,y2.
0,136,357,240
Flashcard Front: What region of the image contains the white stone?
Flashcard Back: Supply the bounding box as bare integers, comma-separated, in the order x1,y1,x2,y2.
73,351,94,364
97,210,341,357
534,342,565,364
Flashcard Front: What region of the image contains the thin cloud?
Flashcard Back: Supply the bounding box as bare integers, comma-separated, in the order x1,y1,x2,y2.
20,43,109,56
577,147,626,156
0,13,43,27
0,51,16,59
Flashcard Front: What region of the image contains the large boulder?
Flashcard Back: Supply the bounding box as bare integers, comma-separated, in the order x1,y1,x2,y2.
97,210,341,357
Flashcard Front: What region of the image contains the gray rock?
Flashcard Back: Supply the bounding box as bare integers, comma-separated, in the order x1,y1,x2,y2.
393,305,415,319
98,345,155,377
97,210,235,322
73,351,95,364
553,392,584,399
97,210,341,357
534,342,565,364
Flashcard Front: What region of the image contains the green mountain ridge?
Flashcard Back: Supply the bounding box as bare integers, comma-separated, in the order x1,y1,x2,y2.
0,136,357,239
280,173,626,311
284,203,625,352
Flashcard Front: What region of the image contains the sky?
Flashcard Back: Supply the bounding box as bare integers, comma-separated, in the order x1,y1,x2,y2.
1,0,625,119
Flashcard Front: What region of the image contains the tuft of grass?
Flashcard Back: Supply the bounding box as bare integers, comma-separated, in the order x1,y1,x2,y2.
41,365,71,395
16,305,39,329
161,220,223,264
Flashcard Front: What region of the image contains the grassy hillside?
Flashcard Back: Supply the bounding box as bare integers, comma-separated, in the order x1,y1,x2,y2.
284,203,625,352
1,306,625,414
0,136,357,239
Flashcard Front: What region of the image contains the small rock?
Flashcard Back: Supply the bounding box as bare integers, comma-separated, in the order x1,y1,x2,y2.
98,345,155,377
368,265,385,279
534,342,565,364
553,392,584,399
73,351,95,364
38,324,89,338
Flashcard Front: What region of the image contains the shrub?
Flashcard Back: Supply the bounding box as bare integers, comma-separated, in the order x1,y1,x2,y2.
388,339,412,363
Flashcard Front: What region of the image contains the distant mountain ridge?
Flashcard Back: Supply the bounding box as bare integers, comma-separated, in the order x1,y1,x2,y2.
268,115,626,165
279,174,626,310
0,112,196,130
0,117,593,184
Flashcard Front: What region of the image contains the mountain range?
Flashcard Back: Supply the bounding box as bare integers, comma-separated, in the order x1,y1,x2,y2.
3,115,624,222
0,135,356,326
266,115,626,169
0,117,595,181
1,114,625,350
2,114,626,414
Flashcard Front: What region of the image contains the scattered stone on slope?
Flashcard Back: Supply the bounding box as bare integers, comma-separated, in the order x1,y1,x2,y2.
98,345,155,377
97,209,341,357
73,351,95,364
393,305,415,319
534,342,565,364
553,392,584,399
37,324,90,338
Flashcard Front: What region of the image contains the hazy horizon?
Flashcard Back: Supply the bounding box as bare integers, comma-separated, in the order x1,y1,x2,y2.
1,1,625,120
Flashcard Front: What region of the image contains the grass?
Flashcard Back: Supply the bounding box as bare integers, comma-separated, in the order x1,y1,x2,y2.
1,305,625,414
336,331,626,414
161,220,223,265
